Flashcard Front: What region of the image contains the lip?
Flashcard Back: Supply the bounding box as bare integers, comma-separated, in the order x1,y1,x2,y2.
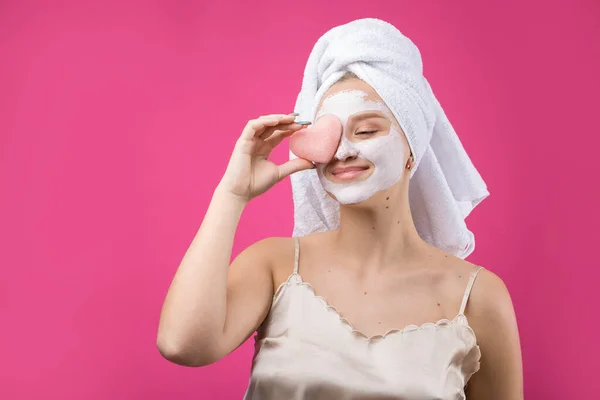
329,165,370,181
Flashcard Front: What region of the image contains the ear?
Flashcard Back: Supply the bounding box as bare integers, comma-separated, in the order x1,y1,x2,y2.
406,153,415,170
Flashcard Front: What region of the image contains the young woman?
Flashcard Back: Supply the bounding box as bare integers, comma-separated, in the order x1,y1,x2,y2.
157,18,523,400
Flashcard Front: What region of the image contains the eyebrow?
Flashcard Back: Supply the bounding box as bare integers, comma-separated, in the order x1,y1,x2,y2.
348,111,389,122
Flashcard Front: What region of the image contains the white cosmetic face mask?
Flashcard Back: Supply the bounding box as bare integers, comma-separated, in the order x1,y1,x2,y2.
315,90,406,205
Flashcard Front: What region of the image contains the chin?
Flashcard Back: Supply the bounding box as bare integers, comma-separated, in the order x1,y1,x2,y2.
329,187,397,208
327,192,378,207
340,199,365,207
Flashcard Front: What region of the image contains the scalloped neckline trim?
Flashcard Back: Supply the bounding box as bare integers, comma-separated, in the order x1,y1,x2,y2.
271,272,479,343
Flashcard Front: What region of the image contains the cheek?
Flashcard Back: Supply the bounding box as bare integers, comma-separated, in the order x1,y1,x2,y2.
354,130,405,167
353,137,388,162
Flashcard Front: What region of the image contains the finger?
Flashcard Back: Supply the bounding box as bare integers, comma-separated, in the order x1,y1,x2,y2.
260,118,311,140
258,114,309,139
240,118,281,140
240,114,299,140
260,113,298,121
278,158,315,181
264,127,300,147
260,122,306,140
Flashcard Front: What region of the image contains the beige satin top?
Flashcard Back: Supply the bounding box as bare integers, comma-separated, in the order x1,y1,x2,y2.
244,238,482,400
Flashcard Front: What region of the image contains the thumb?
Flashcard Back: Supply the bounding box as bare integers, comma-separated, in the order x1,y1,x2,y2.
278,158,315,180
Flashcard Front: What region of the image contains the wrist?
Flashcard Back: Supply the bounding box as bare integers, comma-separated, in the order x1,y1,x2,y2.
213,184,249,209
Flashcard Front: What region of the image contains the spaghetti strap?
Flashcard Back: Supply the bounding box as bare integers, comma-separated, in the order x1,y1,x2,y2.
459,266,483,315
293,237,300,275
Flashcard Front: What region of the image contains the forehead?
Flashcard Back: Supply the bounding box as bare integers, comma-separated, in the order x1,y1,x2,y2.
316,78,390,117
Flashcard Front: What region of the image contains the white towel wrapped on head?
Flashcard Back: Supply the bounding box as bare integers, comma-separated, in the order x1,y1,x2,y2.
290,18,489,259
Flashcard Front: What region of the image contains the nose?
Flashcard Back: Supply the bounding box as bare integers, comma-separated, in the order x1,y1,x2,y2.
334,138,359,161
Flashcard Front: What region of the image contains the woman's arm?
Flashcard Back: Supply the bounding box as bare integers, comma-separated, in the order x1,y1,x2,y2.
156,189,275,367
466,269,524,399
156,114,312,367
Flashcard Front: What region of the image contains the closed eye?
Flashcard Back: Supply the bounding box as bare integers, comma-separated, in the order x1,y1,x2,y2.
356,130,377,136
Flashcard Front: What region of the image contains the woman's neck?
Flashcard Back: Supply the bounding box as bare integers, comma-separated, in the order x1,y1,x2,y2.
332,187,430,271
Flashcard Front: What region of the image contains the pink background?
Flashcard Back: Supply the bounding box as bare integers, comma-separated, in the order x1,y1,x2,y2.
1,0,599,399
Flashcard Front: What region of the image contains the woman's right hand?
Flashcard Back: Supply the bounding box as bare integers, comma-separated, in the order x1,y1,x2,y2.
218,114,314,203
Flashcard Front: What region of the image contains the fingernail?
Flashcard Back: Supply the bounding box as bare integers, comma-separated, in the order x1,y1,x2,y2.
295,121,312,125
289,112,300,116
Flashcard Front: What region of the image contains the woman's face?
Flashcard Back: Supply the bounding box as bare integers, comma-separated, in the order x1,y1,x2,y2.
315,78,411,205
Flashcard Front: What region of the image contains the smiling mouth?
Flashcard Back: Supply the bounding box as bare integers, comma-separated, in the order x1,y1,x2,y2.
329,166,370,181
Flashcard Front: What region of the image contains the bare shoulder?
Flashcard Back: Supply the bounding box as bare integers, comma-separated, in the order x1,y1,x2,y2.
438,252,516,324
428,249,485,295
231,236,294,279
242,236,293,258
441,255,512,304
468,267,516,323
239,236,297,289
430,251,515,326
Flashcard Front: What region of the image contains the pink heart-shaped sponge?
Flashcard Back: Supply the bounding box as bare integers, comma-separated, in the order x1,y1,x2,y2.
290,114,343,164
